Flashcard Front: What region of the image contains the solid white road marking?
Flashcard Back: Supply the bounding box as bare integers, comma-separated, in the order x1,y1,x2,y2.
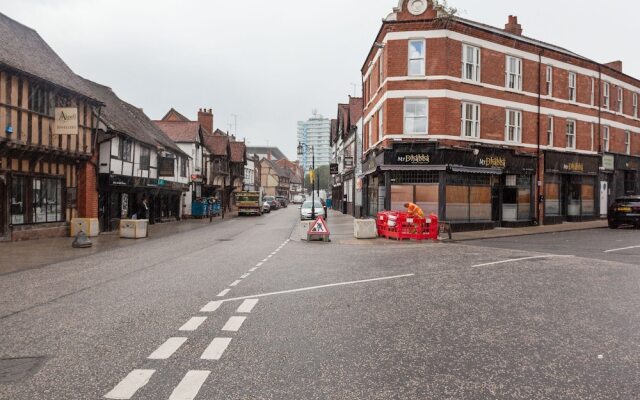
218,274,415,304
104,369,155,399
604,245,640,253
222,316,247,332
168,370,211,400
179,317,207,331
229,280,241,287
217,288,231,297
200,301,222,313
472,255,574,268
237,299,259,313
240,273,250,279
249,267,257,272
148,337,187,359
201,337,232,360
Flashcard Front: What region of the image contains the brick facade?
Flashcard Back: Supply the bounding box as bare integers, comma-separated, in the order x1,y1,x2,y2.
359,0,640,227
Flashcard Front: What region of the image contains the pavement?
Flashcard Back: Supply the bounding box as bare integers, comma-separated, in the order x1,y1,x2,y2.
1,207,639,399
0,213,239,276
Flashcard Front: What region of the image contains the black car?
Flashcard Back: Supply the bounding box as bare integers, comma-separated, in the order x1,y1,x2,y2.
608,196,640,228
275,196,288,208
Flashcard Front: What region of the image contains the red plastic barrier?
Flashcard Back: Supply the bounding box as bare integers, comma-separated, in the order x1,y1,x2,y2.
376,211,439,241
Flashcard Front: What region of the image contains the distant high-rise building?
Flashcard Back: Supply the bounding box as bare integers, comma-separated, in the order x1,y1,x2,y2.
297,112,331,171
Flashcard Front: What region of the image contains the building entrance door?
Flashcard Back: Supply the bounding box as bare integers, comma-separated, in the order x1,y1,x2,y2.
599,181,609,217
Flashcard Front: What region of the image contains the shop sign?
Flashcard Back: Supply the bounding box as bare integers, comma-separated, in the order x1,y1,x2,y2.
545,151,599,175
395,153,431,165
344,157,354,168
602,154,614,171
110,176,130,186
478,156,506,169
54,108,78,135
330,163,339,175
158,157,175,177
563,162,584,172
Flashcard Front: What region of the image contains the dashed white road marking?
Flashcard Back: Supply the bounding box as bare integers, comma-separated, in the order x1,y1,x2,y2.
229,280,241,287
217,288,231,297
168,370,211,400
179,317,207,332
256,262,264,267
249,267,257,272
148,337,187,360
237,299,259,313
240,273,250,279
267,255,272,259
262,258,268,262
200,301,222,313
221,316,247,332
472,255,574,268
217,274,415,304
201,337,232,360
104,369,155,399
604,245,640,253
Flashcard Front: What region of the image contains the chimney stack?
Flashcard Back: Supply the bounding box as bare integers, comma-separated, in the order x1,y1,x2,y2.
505,15,523,36
604,61,623,73
197,108,214,134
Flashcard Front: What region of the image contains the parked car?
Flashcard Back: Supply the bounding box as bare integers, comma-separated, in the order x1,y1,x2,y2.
300,199,326,220
292,195,304,204
275,196,288,208
262,201,271,214
608,196,640,228
264,196,279,210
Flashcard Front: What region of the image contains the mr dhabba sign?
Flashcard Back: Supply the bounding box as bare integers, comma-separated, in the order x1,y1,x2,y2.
54,108,79,135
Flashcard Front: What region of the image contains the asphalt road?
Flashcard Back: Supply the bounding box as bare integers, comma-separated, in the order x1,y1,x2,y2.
1,208,639,399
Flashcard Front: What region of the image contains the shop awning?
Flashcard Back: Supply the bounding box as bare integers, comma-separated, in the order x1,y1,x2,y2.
449,166,503,175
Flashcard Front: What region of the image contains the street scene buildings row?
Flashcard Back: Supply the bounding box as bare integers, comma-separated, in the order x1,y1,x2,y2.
0,13,302,241
329,0,640,231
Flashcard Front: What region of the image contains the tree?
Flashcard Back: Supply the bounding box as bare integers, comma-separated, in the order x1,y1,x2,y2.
304,165,330,192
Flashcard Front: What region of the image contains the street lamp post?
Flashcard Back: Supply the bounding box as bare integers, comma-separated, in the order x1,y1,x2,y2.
297,142,315,219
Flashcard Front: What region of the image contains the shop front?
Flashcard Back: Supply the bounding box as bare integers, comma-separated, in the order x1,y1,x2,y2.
362,144,537,230
98,174,188,231
613,154,640,198
543,151,599,224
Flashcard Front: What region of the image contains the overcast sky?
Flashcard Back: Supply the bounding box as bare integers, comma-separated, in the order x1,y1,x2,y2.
1,0,638,159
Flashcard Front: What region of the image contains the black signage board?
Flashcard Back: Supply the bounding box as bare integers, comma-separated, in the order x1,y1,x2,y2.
158,157,175,177
614,154,640,171
383,144,536,174
545,151,599,175
330,163,339,175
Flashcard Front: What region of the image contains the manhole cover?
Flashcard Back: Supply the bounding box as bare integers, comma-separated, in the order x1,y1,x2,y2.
0,357,45,383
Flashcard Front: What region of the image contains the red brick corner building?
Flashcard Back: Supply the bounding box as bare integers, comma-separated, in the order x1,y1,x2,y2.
361,0,640,230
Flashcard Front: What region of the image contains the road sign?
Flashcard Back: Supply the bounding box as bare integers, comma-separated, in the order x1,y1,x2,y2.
307,216,330,241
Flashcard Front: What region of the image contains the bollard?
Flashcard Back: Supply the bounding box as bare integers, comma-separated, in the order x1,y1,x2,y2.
72,230,93,248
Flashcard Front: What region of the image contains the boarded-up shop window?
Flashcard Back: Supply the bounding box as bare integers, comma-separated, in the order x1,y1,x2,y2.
391,185,413,211
470,186,491,221
446,185,469,221
545,181,561,216
582,180,595,215
415,185,438,215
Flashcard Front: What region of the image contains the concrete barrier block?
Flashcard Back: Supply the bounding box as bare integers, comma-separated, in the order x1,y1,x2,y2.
298,220,313,241
119,219,149,239
70,218,100,237
354,219,378,239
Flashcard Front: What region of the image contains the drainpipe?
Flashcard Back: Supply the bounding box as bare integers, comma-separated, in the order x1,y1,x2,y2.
536,50,543,225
